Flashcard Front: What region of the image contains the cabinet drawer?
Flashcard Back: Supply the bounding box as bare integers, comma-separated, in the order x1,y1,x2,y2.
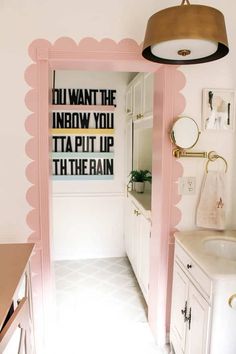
175,243,212,300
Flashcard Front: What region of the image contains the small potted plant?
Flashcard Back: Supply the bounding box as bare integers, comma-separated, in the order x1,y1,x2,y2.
128,169,152,193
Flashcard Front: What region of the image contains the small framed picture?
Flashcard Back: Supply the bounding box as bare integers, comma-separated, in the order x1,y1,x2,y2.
202,88,236,131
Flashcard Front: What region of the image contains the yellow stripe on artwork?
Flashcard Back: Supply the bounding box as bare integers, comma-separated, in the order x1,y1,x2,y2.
52,128,114,135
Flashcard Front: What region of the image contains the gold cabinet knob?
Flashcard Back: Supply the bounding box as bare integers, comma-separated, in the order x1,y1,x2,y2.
228,294,236,309
133,209,140,216
136,113,143,119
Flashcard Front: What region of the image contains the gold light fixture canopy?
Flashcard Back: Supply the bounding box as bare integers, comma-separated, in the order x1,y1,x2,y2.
142,0,229,64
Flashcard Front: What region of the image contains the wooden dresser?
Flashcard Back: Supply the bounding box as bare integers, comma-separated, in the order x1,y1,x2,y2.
0,243,35,354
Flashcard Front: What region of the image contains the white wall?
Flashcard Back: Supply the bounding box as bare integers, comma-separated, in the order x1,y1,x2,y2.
52,71,129,259
177,0,236,230
52,194,125,260
0,0,236,244
178,59,236,230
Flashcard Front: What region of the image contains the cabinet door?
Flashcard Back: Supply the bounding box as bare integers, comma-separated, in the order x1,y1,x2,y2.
124,199,135,262
133,74,143,120
170,262,189,354
124,198,151,303
124,199,139,271
143,73,153,117
125,119,133,183
131,204,140,276
137,214,150,302
125,85,133,115
133,120,152,171
185,283,211,354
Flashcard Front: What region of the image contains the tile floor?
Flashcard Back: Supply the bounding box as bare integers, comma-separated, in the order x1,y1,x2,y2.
52,257,169,354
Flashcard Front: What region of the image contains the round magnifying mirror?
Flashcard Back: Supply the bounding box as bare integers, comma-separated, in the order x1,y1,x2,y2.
170,116,200,149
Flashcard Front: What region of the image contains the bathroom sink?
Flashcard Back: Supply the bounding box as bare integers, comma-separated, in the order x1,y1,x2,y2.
203,238,236,261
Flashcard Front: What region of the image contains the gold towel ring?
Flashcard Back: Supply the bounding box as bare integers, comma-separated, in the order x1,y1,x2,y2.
206,151,228,173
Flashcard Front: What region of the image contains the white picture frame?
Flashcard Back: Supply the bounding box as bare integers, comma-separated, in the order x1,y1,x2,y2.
202,88,236,131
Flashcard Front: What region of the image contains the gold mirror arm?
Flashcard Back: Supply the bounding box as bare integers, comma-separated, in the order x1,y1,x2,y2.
173,148,207,158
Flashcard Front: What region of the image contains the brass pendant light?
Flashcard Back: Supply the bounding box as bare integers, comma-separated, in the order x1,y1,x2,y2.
142,0,229,64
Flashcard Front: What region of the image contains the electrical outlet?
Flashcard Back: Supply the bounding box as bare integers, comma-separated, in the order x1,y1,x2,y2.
178,177,196,195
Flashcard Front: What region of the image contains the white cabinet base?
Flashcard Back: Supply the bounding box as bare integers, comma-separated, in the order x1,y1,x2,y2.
170,245,211,354
124,197,150,303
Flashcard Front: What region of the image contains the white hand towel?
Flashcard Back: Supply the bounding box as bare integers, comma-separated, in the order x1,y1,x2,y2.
196,170,226,230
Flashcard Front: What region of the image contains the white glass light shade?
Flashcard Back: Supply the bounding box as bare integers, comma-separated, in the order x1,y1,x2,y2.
151,39,218,61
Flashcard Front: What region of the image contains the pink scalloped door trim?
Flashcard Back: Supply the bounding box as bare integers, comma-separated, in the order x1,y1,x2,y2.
147,65,186,346
24,37,185,351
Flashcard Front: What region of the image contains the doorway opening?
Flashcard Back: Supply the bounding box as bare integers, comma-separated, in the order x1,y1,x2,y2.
51,69,154,353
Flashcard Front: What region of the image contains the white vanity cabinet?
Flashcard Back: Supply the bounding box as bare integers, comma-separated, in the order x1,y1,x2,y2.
185,282,210,354
125,72,153,172
124,72,153,303
124,197,138,266
142,72,153,118
170,243,211,354
133,115,153,171
0,244,35,354
125,84,133,116
124,196,151,303
125,72,153,121
125,118,133,184
138,213,150,300
132,74,143,120
171,230,236,354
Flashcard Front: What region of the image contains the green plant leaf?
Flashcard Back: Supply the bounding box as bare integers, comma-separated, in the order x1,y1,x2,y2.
128,169,152,183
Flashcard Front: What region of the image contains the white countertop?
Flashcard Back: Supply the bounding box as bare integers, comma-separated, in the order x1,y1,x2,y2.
175,230,236,280
128,191,151,220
